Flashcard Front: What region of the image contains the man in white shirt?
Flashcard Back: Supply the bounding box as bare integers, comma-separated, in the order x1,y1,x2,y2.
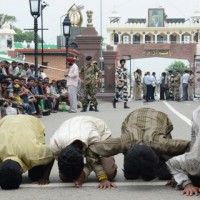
9,61,19,76
167,106,200,196
181,70,190,101
64,57,79,113
50,116,117,189
144,72,157,102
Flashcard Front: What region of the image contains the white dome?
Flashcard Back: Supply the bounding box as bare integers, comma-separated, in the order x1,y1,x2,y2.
191,10,200,18
0,22,15,35
2,22,10,29
109,10,121,19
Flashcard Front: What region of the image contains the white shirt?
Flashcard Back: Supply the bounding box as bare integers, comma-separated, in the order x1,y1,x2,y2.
66,63,79,87
50,116,111,159
181,73,190,84
166,106,200,188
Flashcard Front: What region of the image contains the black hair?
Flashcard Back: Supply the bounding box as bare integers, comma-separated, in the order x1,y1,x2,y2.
13,77,20,81
120,59,126,64
124,145,159,181
6,74,14,80
85,56,92,61
58,145,84,181
20,77,26,81
0,78,9,85
27,77,35,82
0,160,22,190
157,155,172,180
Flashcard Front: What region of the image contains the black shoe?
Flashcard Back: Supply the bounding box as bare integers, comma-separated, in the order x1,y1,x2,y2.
81,106,87,112
89,105,95,111
124,102,130,109
94,106,99,112
112,99,116,108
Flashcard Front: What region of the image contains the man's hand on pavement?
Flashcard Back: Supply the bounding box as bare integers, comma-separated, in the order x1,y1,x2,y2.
32,178,50,185
97,179,117,189
74,171,86,188
182,183,200,196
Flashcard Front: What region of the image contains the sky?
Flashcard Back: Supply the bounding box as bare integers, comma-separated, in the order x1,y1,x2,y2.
1,0,199,44
1,0,199,72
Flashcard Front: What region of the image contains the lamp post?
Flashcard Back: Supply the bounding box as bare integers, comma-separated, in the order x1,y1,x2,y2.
63,15,71,68
29,0,41,79
41,1,49,65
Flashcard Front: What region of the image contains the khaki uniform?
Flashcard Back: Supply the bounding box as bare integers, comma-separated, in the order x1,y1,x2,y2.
188,74,194,100
80,64,100,106
87,108,189,177
170,74,181,101
133,72,142,100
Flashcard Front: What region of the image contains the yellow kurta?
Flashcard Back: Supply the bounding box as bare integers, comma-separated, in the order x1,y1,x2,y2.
0,115,53,173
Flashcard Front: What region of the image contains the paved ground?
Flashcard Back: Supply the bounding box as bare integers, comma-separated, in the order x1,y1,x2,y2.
1,98,200,199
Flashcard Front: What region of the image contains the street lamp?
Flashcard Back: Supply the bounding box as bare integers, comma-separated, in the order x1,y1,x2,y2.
29,0,41,79
63,15,71,68
41,1,49,65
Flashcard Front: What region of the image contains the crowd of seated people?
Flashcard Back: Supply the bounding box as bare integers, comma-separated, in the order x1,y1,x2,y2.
0,60,69,118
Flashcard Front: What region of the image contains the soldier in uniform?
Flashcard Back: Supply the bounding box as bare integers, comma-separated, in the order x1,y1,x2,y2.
133,69,142,101
80,56,101,112
188,70,194,101
171,70,181,101
112,59,130,109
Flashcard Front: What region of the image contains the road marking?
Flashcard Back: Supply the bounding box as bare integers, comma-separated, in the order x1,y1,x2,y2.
20,181,166,188
163,101,191,126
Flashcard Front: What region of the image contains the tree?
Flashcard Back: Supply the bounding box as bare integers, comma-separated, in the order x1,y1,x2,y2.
0,14,16,27
0,13,42,43
165,61,188,74
13,27,42,43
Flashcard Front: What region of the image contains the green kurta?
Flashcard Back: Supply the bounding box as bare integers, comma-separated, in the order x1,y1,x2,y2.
87,108,190,177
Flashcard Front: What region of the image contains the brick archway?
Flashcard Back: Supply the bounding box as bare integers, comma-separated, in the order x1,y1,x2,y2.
117,43,196,64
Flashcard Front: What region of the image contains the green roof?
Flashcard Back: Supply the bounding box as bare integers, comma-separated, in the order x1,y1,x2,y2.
0,52,7,55
14,42,23,48
14,42,57,49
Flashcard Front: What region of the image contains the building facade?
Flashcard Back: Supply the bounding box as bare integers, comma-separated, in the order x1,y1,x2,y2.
107,8,200,65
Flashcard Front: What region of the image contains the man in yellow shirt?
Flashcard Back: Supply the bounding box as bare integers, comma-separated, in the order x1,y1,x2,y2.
0,115,54,190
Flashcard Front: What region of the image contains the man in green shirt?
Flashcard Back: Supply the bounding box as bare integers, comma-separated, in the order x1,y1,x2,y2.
87,108,189,182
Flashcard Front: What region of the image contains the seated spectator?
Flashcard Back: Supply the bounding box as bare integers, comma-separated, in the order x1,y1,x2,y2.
26,64,35,78
13,83,32,115
19,77,37,115
27,77,42,118
9,61,19,76
0,79,10,102
36,79,51,112
38,66,47,80
42,81,53,111
17,63,26,78
49,80,60,112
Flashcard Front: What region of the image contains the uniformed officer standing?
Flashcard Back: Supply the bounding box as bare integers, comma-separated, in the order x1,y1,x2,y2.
171,70,181,101
80,56,101,112
112,59,130,109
